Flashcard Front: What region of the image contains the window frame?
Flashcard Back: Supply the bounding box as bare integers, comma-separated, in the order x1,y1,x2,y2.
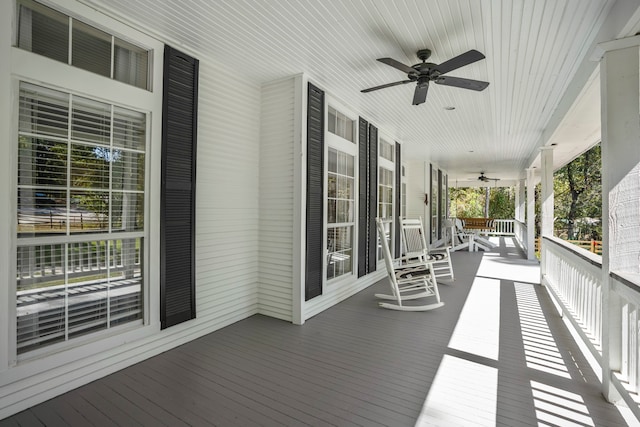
324,100,358,287
7,0,163,364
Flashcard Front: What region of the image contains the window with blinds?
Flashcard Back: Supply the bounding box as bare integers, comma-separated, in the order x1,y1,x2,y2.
379,139,394,162
326,148,355,281
377,167,394,260
16,82,146,354
328,106,355,143
16,0,150,90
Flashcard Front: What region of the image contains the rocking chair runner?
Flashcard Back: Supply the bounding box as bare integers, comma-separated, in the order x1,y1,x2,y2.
400,217,454,281
375,218,444,311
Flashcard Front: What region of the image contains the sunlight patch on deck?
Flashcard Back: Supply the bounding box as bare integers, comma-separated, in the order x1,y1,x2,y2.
532,381,594,426
448,276,501,360
476,243,540,284
415,355,498,426
449,277,500,360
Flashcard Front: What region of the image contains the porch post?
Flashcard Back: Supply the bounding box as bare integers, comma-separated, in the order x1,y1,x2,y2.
539,147,554,278
596,37,640,403
515,179,525,223
526,168,536,260
540,147,554,237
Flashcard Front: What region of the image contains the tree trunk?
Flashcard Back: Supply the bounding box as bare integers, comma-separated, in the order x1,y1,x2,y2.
566,158,584,240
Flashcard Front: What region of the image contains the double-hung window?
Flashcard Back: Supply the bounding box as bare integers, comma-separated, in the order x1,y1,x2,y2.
13,0,155,356
378,138,395,260
16,83,146,354
326,105,356,281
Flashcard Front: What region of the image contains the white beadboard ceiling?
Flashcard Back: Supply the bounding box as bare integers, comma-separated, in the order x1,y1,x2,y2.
85,0,640,182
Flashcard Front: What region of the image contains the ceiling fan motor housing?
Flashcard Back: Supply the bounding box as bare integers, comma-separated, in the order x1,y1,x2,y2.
416,49,432,61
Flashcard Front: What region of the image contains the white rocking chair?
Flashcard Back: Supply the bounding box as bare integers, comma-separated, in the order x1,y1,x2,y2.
400,217,454,281
450,218,490,252
375,218,444,311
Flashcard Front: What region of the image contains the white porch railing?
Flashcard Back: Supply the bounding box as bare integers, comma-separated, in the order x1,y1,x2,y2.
542,236,640,419
488,219,515,236
610,272,640,411
542,237,603,359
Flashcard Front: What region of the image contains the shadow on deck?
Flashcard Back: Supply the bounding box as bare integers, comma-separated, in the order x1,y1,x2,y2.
1,238,631,426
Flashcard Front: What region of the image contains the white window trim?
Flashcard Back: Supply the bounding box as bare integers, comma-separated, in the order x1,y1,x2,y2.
4,0,164,367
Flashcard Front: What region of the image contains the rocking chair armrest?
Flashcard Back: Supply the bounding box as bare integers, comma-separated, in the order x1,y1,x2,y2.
397,253,433,265
393,260,433,272
430,246,451,254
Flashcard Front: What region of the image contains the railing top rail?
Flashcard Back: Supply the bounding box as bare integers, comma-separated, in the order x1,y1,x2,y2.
610,271,640,295
543,235,602,268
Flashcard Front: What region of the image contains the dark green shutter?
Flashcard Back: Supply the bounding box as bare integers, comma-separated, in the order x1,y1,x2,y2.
160,45,198,329
358,117,368,277
305,83,324,301
367,124,378,274
394,142,401,258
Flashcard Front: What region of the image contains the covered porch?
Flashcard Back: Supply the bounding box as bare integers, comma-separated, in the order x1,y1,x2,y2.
4,0,640,424
2,238,632,426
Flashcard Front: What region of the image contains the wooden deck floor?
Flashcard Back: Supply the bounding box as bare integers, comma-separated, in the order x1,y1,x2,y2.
1,238,632,426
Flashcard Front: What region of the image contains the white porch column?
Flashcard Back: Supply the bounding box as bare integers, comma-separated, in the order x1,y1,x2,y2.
526,168,536,260
539,147,554,278
540,147,554,237
515,179,525,222
596,37,640,403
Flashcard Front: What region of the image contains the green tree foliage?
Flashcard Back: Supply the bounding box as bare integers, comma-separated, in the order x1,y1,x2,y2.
449,186,515,218
449,187,484,217
489,187,515,219
554,144,601,240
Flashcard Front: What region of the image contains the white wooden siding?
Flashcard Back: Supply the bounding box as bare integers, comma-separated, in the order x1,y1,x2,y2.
258,77,297,321
195,58,262,321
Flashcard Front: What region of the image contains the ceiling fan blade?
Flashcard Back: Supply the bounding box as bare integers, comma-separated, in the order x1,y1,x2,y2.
377,58,417,75
433,49,485,75
435,76,489,91
361,80,413,93
412,84,428,105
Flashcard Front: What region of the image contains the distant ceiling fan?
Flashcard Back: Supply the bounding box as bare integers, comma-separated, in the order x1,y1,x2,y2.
361,48,490,105
478,172,500,183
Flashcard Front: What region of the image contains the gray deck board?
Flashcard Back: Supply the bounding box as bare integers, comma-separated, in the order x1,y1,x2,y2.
2,237,633,426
